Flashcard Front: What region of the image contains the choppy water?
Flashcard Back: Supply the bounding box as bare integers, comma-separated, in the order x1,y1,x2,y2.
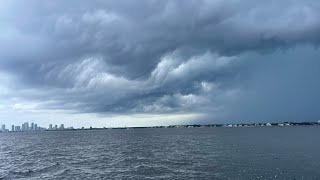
0,126,319,179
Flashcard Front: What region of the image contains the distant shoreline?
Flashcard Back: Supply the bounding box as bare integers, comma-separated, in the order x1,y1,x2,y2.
1,122,319,133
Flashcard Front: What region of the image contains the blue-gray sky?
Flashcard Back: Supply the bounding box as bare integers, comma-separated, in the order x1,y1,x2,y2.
1,0,320,127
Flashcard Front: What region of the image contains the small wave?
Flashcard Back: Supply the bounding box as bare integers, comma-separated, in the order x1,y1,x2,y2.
2,163,63,179
37,162,61,174
1,170,34,180
10,169,34,176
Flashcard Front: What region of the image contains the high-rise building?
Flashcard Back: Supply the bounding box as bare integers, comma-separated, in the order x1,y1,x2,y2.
1,124,5,132
11,125,14,132
54,125,58,130
31,122,34,130
34,124,38,131
22,122,29,131
15,126,21,131
49,124,53,130
59,124,64,130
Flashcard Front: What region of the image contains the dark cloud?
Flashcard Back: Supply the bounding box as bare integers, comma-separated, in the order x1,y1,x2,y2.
221,47,320,123
1,0,320,123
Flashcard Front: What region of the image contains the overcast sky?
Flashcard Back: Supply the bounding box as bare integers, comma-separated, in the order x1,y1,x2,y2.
1,0,320,128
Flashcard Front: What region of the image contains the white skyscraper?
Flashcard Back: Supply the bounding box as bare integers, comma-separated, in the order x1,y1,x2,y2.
59,124,64,130
22,122,29,131
15,126,21,131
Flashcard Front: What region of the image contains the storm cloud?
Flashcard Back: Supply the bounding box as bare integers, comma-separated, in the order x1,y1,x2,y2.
1,0,320,126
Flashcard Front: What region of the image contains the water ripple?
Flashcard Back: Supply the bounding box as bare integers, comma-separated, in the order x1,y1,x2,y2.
0,127,320,179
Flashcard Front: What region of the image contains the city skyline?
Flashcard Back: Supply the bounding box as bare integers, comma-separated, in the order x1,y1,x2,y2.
1,120,320,133
0,122,65,132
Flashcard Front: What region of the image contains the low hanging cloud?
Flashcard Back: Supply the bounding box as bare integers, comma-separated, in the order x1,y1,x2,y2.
1,0,320,125
7,51,237,114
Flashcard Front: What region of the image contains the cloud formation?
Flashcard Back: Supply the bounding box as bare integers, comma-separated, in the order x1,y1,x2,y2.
1,0,320,126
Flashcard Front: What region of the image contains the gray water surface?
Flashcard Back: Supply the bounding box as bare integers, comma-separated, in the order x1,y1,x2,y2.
0,126,319,179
